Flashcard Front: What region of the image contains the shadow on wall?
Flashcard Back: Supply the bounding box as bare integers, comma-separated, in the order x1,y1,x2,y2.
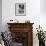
0,0,2,32
40,0,46,14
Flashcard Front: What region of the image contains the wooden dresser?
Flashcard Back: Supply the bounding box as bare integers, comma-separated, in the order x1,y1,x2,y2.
7,23,34,46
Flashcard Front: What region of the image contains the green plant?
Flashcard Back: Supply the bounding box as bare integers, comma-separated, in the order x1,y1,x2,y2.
36,25,45,41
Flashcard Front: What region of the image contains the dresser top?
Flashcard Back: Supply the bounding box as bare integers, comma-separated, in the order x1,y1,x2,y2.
7,23,34,25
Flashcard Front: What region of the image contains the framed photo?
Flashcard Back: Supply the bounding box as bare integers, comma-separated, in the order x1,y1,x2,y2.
15,3,26,16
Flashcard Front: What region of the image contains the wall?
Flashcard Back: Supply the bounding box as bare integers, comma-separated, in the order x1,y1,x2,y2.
40,0,46,14
0,0,2,32
2,0,40,30
40,0,46,32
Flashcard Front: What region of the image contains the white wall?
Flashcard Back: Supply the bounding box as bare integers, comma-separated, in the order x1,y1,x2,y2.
40,0,46,31
2,0,40,30
0,0,2,32
32,0,40,46
40,0,46,14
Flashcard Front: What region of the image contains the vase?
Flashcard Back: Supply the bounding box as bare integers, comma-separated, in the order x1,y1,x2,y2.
39,40,45,46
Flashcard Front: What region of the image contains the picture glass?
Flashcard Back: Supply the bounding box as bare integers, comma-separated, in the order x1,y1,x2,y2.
15,3,26,16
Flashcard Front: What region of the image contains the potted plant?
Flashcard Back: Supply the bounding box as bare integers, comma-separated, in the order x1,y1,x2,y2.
36,25,45,46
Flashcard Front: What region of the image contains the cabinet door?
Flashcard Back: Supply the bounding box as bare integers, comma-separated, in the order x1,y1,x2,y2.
11,32,28,46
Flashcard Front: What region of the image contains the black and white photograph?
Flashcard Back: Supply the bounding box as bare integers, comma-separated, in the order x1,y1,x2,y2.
15,3,26,16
